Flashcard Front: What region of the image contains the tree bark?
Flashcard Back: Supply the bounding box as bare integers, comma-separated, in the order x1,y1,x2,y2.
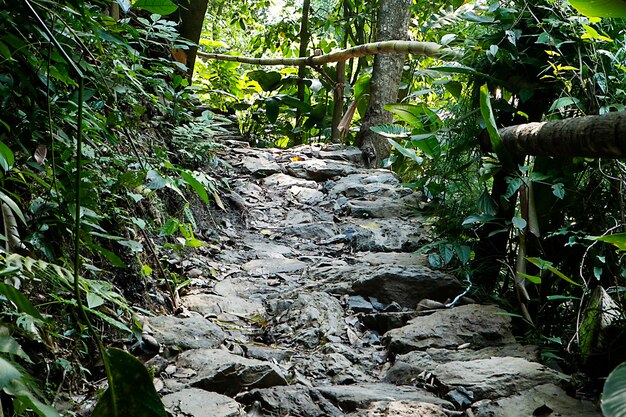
295,0,311,145
356,0,411,167
175,0,209,82
495,111,626,158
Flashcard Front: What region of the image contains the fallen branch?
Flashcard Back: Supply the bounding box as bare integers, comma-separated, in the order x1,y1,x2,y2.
197,40,461,66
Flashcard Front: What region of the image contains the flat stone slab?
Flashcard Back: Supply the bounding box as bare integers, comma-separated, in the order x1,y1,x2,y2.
353,401,448,417
145,312,225,351
432,357,568,400
356,251,428,267
344,217,428,252
242,155,282,176
177,348,288,396
162,388,245,417
384,305,516,354
242,258,307,276
183,293,264,317
315,383,453,412
283,221,338,241
262,173,318,189
347,195,420,218
470,383,602,416
287,159,365,181
237,385,344,417
314,146,363,162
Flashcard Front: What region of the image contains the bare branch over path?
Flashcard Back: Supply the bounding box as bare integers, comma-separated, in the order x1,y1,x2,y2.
197,40,461,66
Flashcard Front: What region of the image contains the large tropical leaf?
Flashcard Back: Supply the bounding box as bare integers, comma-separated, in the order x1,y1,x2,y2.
132,0,177,15
479,84,515,171
569,0,626,18
91,348,166,417
603,362,626,416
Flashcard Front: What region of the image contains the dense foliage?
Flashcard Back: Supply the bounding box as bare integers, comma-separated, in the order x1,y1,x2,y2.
2,0,626,414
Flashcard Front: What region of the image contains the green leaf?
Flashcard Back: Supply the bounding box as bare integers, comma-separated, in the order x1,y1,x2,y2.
526,257,581,286
548,96,582,112
591,233,626,251
385,103,441,129
179,171,210,205
132,0,177,15
512,216,527,230
410,134,440,159
0,356,23,389
480,84,515,171
603,362,626,416
4,379,60,417
0,283,44,320
569,0,626,18
370,124,411,138
444,81,462,100
0,190,26,224
0,141,14,171
265,98,279,124
519,272,542,284
248,70,282,91
160,219,179,236
92,348,167,417
552,183,565,199
387,139,423,164
0,335,33,363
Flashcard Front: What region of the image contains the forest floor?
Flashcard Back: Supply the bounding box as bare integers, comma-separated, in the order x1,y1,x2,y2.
125,122,602,416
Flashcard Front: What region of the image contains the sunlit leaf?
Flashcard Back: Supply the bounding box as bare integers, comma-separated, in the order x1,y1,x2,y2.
179,171,210,205
569,0,626,18
247,70,282,92
519,272,542,284
132,0,177,15
0,141,14,171
603,362,626,416
591,233,626,251
0,283,44,320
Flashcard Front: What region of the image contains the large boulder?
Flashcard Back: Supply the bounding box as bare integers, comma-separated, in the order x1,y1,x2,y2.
144,312,225,351
162,388,245,417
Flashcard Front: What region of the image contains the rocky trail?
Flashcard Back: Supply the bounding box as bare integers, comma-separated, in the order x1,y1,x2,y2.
139,125,603,417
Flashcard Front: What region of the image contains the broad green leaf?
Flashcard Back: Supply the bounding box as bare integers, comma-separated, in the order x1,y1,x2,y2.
591,233,626,251
552,183,565,199
569,0,626,18
132,0,177,15
385,103,441,129
146,170,166,190
455,245,472,265
479,84,515,170
527,257,581,286
512,216,527,230
0,141,14,171
603,362,626,416
410,134,440,159
92,348,167,417
247,70,282,91
0,356,22,389
519,272,542,284
87,292,105,309
0,190,26,224
159,219,179,236
444,81,462,100
548,96,582,112
4,379,60,417
265,98,279,124
387,139,423,164
179,171,210,205
0,335,33,363
370,124,411,138
0,283,44,320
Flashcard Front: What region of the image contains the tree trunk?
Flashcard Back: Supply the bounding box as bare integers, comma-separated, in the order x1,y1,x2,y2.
496,111,626,158
175,0,209,82
295,0,311,145
356,0,411,167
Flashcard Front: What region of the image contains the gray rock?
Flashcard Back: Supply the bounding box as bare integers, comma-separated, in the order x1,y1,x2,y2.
352,265,463,308
314,146,363,163
245,240,295,257
347,195,420,218
145,312,225,351
287,159,364,181
384,305,516,354
471,383,602,417
183,293,264,317
315,383,453,412
348,295,375,313
345,217,428,252
432,357,568,400
242,155,282,176
287,185,325,204
271,292,345,347
261,173,318,189
162,388,245,417
351,401,449,417
177,348,288,396
237,385,344,417
283,222,338,241
283,209,315,226
356,251,428,267
360,311,417,334
243,344,294,362
242,258,307,276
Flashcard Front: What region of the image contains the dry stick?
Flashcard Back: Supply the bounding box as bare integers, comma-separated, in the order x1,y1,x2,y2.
197,40,461,66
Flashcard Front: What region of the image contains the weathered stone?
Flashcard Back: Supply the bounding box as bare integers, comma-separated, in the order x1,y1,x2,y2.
261,173,318,189
348,295,375,313
243,344,294,362
283,209,315,226
287,159,364,181
287,185,325,204
290,351,371,384
242,257,307,276
347,195,420,218
237,386,344,417
433,357,568,400
385,344,540,384
271,292,345,348
162,388,245,417
470,383,602,417
345,217,428,252
177,348,288,396
245,240,295,257
356,251,428,267
384,305,516,354
352,401,449,417
352,265,463,308
182,293,264,317
360,311,417,334
242,155,282,176
314,146,363,163
315,383,453,412
145,312,225,351
283,222,338,241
